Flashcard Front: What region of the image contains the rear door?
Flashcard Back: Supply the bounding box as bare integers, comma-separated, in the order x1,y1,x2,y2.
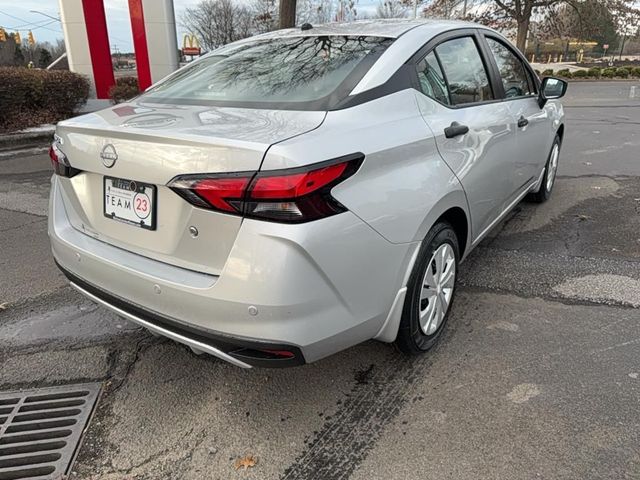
413,32,520,241
482,33,552,183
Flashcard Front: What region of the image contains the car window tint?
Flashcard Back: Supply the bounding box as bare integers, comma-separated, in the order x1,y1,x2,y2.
435,37,493,105
143,36,392,108
486,37,533,98
416,52,451,105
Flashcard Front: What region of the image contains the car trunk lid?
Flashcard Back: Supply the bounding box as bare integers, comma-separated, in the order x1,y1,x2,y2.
54,102,325,275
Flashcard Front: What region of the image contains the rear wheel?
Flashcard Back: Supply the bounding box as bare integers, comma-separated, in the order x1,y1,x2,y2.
527,134,560,203
395,222,459,355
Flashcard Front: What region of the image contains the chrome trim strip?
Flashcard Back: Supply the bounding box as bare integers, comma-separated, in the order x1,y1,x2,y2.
70,282,252,369
471,181,536,248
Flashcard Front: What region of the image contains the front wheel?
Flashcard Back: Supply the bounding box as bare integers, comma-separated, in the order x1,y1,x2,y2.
395,221,459,355
527,134,561,203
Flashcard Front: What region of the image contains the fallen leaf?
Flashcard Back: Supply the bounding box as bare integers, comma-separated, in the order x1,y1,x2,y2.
234,455,257,470
0,303,7,311
575,214,591,221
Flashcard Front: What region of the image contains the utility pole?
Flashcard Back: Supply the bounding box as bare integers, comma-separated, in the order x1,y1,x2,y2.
279,0,297,28
413,0,418,18
618,34,626,61
111,44,121,70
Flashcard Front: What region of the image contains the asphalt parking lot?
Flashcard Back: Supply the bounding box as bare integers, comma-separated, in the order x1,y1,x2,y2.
1,81,639,479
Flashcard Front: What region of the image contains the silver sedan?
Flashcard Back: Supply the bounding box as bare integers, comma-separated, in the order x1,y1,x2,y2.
49,19,566,367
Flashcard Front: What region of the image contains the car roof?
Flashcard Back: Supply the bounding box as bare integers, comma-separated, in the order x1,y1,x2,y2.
256,19,485,40
197,19,501,102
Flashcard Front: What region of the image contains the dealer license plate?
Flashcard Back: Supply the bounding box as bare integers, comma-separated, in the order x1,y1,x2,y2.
104,177,156,230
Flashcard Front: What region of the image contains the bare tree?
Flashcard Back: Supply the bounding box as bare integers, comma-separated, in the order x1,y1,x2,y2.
536,0,620,56
252,0,278,33
375,0,409,18
469,0,639,53
297,0,335,23
336,0,359,21
422,0,467,18
609,0,640,58
182,0,254,50
0,35,61,67
473,0,560,52
296,0,358,24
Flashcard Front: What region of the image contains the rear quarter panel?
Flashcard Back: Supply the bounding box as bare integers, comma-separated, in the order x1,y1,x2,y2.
261,89,471,249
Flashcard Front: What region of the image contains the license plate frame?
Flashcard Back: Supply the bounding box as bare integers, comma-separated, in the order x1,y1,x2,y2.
103,176,157,230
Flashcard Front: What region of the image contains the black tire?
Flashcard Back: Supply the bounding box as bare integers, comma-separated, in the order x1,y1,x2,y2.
395,221,460,355
527,134,561,203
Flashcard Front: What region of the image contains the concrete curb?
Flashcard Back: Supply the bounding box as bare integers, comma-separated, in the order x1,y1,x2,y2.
0,128,55,151
558,78,640,82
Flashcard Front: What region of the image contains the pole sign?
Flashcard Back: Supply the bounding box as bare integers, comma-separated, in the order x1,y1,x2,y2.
182,34,201,56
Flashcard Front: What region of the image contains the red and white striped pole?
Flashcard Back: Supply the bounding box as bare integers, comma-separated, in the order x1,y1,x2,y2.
128,0,178,91
59,0,178,98
59,0,115,99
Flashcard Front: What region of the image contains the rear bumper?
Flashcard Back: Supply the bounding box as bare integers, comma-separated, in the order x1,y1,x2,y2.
49,176,416,366
58,263,304,368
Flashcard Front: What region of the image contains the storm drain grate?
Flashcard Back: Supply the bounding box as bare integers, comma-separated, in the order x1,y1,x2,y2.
0,383,101,480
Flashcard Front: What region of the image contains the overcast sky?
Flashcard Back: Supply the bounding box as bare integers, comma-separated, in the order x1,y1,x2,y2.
0,0,379,53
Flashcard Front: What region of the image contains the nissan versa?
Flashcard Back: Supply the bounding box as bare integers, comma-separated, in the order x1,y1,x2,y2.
49,20,566,368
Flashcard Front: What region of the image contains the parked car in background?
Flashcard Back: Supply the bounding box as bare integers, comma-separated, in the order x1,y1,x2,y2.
49,19,566,368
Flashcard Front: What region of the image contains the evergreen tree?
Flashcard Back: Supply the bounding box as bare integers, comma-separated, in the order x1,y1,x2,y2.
13,45,25,66
38,48,52,69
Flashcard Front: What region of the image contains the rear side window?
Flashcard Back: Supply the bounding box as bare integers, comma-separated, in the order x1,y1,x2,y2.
486,37,534,98
142,36,392,110
434,37,494,105
416,52,450,105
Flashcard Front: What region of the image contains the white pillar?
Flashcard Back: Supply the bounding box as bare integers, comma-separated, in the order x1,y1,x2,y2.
142,0,179,82
59,0,115,99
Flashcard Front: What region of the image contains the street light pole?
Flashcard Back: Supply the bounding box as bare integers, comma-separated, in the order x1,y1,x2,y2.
29,10,63,70
29,10,61,22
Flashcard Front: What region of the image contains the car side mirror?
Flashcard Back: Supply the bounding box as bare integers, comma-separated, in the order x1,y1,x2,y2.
538,77,568,108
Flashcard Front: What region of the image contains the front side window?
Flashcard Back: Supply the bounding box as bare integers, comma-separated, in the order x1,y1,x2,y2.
142,36,392,110
435,37,494,105
416,52,451,105
486,37,534,98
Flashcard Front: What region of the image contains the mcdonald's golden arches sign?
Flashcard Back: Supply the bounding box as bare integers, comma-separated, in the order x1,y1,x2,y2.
182,34,201,56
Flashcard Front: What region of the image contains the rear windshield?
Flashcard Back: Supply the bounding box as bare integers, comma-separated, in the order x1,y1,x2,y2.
141,35,393,110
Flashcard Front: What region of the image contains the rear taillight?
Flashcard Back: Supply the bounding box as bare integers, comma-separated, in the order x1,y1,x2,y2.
49,141,80,178
168,153,363,223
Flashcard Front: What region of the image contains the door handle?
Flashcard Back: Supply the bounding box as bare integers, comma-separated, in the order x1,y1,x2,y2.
517,116,529,128
444,121,469,138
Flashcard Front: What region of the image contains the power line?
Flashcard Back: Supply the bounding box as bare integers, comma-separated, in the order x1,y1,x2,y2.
1,18,56,30
2,20,59,32
0,10,62,33
1,8,131,46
